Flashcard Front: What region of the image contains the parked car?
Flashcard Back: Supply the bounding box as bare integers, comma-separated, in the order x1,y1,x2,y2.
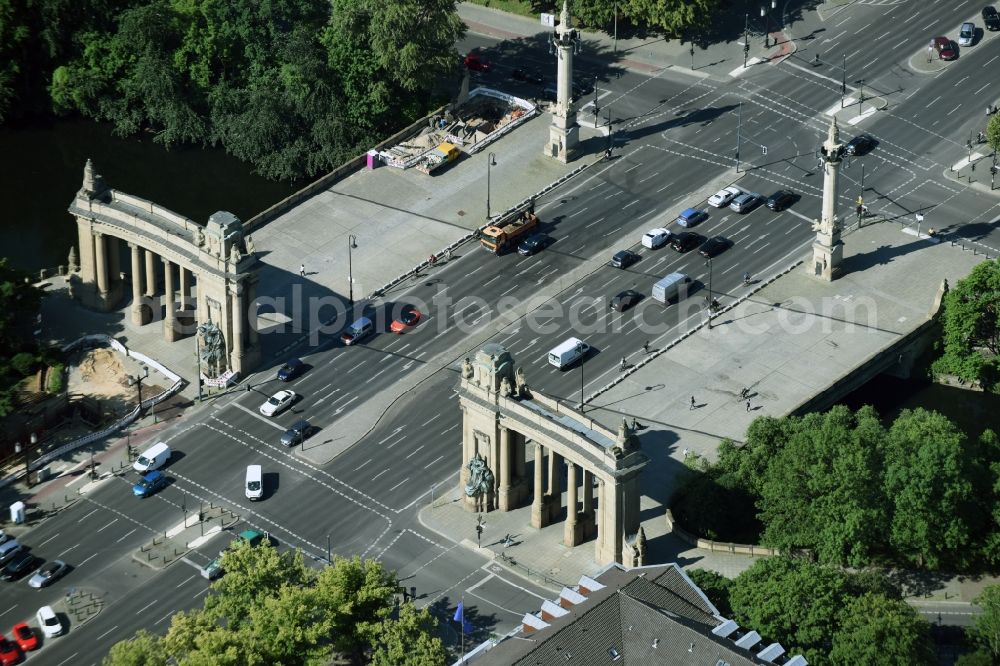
699,236,731,258
707,186,742,208
766,190,796,211
132,470,168,498
959,21,976,46
610,249,639,269
28,559,68,589
845,134,876,156
670,231,704,253
0,540,23,568
11,623,38,651
260,389,296,417
390,306,421,333
729,192,761,213
611,290,643,312
512,67,544,85
276,358,304,381
984,6,1000,31
517,233,550,256
675,207,708,228
641,228,671,249
1,550,38,581
0,634,17,666
463,53,491,72
931,36,956,60
35,606,62,638
280,419,312,447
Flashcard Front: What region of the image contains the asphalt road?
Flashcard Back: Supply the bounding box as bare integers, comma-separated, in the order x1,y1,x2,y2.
9,4,1000,662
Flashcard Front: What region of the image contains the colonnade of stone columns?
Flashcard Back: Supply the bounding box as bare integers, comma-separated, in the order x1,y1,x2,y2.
125,242,195,342
528,443,596,549
75,225,124,311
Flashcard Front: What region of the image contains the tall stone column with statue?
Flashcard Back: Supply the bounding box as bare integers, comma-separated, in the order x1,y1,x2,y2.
812,117,846,280
544,1,580,163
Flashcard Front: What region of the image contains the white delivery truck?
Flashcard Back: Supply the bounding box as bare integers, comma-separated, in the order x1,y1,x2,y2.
548,337,590,369
651,272,691,305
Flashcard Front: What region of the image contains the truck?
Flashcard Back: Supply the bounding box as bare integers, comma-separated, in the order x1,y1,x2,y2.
479,200,539,254
415,142,460,175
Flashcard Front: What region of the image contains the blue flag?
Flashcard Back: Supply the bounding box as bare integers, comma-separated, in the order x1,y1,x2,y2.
453,601,464,624
464,620,474,634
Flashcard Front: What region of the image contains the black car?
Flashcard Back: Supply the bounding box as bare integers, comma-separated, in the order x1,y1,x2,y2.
276,358,304,382
611,290,643,312
1,550,37,581
699,236,731,258
610,249,639,269
845,134,877,156
983,6,1000,31
766,190,796,211
512,68,544,85
670,231,704,253
517,233,550,256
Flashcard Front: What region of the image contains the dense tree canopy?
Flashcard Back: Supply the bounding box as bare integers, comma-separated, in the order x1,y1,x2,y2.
104,541,446,666
0,258,46,417
933,259,1000,390
570,0,723,36
673,405,999,571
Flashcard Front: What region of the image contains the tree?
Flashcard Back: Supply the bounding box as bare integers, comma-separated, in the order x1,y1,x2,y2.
728,557,851,662
103,629,167,666
884,409,984,569
968,585,1000,659
313,555,399,660
685,568,732,618
620,0,723,36
932,259,1000,389
828,594,934,665
370,602,447,666
757,406,889,566
987,111,1000,158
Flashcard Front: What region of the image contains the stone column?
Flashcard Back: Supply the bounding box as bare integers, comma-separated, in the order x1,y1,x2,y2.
531,443,545,528
245,277,260,348
178,266,188,310
144,249,157,301
514,433,526,479
94,232,110,307
563,461,581,547
106,236,122,306
547,451,562,522
162,258,178,342
582,468,596,539
498,427,512,511
594,478,623,566
76,220,96,286
129,244,147,325
230,286,245,371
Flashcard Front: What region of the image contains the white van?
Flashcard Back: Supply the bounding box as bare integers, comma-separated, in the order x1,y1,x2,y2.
548,337,590,369
652,272,691,305
245,465,263,501
133,442,171,473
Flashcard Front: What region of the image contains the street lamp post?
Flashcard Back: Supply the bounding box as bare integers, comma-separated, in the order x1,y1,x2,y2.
690,40,695,70
743,14,750,69
705,257,714,329
841,54,847,108
129,367,150,423
593,77,599,117
735,101,743,172
486,152,497,221
761,6,768,48
347,234,358,305
195,332,202,402
856,79,865,119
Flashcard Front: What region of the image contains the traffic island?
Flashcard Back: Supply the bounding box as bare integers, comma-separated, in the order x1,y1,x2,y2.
58,587,106,629
132,504,238,570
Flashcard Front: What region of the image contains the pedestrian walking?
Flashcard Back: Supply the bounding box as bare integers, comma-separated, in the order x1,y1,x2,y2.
620,356,627,371
643,340,650,353
299,263,306,277
690,396,696,410
746,400,751,412
631,417,639,430
740,387,749,399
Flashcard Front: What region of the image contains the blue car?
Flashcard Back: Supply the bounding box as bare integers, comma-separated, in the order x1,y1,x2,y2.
276,358,304,381
675,207,708,228
133,471,167,497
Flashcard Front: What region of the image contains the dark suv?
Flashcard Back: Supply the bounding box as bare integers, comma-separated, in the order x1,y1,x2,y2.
983,6,1000,31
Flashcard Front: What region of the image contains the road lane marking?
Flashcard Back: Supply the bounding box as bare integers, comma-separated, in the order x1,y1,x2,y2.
96,518,119,532
175,574,196,589
136,599,159,614
154,611,174,625
355,458,373,471
59,543,80,557
584,216,605,229
975,83,991,95
38,534,61,548
77,552,99,567
421,414,441,427
0,605,15,618
372,469,388,481
405,445,425,459
79,508,99,522
116,528,137,543
388,478,408,493
56,652,79,666
424,455,445,469
95,625,120,641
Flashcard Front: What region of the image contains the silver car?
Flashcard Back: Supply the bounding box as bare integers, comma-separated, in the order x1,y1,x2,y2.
729,193,761,213
959,22,975,46
28,559,68,588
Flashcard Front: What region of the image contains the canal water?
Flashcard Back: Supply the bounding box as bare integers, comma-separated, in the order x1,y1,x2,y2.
0,116,299,272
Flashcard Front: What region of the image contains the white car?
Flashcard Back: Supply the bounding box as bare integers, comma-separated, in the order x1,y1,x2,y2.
259,390,296,417
958,22,975,46
707,186,742,208
36,605,63,637
641,228,671,249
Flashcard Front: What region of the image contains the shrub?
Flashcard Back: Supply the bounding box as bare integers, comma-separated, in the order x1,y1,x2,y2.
47,363,65,393
10,352,37,377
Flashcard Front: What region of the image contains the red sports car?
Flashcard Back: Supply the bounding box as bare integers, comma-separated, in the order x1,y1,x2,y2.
390,307,422,333
11,623,37,652
464,53,491,73
0,633,19,666
930,36,956,60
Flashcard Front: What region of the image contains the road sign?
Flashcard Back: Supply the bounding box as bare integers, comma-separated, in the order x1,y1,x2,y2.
916,213,924,223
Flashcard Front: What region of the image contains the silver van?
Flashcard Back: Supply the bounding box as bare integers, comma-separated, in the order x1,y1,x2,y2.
341,317,374,346
548,337,590,369
245,465,263,501
651,272,691,305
